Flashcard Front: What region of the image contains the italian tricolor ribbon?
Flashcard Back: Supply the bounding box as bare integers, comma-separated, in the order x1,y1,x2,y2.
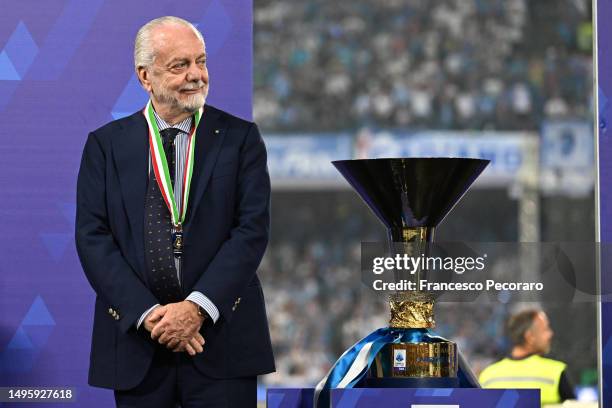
143,100,203,228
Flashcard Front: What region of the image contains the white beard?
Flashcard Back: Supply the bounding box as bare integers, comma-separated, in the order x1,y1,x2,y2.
180,89,207,112
153,80,208,113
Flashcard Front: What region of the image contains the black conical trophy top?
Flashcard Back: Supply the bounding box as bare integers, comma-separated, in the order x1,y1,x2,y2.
332,158,489,230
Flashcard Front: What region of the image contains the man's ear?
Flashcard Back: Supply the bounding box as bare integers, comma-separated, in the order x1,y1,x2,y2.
523,329,534,346
137,67,152,92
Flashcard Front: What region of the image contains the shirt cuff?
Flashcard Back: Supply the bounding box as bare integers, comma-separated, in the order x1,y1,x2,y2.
186,291,220,323
136,304,160,329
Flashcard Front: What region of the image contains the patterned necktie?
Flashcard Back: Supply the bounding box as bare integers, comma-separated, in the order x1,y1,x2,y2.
144,128,182,304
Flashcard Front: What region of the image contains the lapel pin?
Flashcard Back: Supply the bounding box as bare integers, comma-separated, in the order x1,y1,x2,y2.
214,129,219,134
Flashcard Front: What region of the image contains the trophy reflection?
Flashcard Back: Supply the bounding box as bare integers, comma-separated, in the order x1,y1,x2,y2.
332,157,489,387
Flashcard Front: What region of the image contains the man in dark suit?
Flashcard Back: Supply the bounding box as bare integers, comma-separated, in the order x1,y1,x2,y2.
75,16,274,407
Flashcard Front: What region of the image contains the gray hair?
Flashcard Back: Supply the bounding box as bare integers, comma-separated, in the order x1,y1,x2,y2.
134,16,204,70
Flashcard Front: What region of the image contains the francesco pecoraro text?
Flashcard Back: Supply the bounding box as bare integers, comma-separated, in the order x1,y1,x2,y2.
372,279,544,292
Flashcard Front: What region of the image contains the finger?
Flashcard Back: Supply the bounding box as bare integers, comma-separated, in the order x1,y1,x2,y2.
185,343,196,356
143,320,153,332
151,323,166,340
189,337,203,354
158,331,173,344
148,305,168,322
150,322,166,340
194,333,205,346
147,313,162,324
172,342,185,353
167,338,180,349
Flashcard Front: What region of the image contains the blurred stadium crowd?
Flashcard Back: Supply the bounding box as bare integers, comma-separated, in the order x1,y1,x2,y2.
254,0,596,392
254,0,592,132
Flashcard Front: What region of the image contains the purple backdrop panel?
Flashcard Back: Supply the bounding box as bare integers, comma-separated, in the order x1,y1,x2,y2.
265,388,539,408
267,388,315,408
598,0,612,406
331,388,540,408
0,1,252,407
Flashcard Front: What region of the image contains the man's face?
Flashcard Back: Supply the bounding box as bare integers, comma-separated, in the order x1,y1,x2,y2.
526,312,554,355
144,24,209,114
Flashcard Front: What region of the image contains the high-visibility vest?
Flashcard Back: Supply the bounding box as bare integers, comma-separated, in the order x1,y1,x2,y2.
479,355,566,405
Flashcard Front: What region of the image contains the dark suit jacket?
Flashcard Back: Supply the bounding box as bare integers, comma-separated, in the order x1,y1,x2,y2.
75,105,275,390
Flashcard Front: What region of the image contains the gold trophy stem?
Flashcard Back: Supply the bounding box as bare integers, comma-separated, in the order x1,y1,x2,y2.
388,226,435,243
388,226,436,329
389,292,435,329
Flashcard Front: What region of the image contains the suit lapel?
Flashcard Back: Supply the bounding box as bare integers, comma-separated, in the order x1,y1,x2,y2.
185,105,227,231
111,112,148,279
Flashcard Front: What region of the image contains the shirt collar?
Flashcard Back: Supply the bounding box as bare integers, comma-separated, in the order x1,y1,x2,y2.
152,109,193,135
507,353,538,361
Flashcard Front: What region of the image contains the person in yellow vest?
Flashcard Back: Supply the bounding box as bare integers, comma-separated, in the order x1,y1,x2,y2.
479,309,575,406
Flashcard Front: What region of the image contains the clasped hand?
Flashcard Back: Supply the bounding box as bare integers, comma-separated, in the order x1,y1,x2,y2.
143,301,205,356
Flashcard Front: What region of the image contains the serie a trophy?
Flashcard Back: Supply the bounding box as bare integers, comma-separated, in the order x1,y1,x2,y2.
314,158,489,407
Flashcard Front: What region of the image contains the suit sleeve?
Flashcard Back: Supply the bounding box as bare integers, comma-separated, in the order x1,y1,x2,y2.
75,132,159,333
191,123,270,322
